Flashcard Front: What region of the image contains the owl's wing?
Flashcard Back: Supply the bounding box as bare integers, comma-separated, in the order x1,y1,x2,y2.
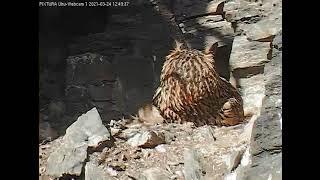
152,86,162,101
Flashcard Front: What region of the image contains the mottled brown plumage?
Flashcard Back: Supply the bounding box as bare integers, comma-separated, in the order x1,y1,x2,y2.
152,42,244,126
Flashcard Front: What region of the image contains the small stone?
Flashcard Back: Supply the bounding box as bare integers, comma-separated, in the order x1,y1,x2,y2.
109,119,116,127
119,128,140,139
110,127,121,136
127,130,165,148
106,167,118,177
155,144,166,153
109,163,126,171
121,154,128,161
39,167,46,174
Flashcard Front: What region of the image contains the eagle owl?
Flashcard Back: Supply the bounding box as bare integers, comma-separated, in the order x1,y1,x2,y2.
152,41,244,126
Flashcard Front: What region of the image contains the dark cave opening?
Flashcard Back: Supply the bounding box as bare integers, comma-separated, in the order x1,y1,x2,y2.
39,2,173,135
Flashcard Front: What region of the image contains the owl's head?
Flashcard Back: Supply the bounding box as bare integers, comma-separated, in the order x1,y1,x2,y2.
173,40,219,56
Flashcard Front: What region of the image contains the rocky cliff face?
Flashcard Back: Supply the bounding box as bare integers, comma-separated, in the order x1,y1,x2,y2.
39,0,282,179
39,1,173,133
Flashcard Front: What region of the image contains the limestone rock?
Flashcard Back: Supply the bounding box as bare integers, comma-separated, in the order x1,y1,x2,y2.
85,162,114,180
242,28,282,180
272,30,282,50
223,147,252,180
250,30,282,156
192,125,216,142
154,144,167,153
238,74,265,114
39,175,53,180
230,36,271,70
239,115,256,143
223,150,245,172
64,108,111,147
245,22,279,42
245,9,282,41
46,108,110,178
105,167,119,177
225,5,263,23
245,154,282,180
46,143,88,177
127,130,165,148
139,167,170,180
110,127,122,137
183,148,203,180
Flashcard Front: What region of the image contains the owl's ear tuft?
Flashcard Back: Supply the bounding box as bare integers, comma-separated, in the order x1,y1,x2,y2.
204,42,218,55
174,40,184,51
